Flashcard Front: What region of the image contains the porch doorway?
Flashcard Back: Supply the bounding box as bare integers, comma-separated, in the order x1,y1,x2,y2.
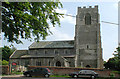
56,61,61,67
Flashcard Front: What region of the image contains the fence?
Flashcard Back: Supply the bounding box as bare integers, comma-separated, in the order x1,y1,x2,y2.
28,66,120,77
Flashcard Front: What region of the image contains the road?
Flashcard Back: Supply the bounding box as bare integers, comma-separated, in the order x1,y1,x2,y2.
1,75,85,79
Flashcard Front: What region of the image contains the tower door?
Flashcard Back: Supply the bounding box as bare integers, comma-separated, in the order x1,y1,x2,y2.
56,61,61,67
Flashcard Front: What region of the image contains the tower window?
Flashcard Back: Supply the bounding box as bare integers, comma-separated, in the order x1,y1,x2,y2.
85,13,91,25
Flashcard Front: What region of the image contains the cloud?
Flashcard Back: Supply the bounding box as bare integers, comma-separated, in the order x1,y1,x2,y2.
113,3,118,9
55,9,76,25
47,24,74,41
46,9,75,41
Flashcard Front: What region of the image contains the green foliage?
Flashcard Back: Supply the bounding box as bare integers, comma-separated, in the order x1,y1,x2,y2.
96,77,120,79
11,71,23,75
2,2,63,44
50,75,70,77
104,47,120,70
2,60,9,65
0,60,9,65
2,46,13,61
0,60,1,65
113,47,120,58
109,73,115,78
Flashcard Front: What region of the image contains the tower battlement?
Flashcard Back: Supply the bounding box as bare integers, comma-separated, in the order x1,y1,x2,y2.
78,5,98,9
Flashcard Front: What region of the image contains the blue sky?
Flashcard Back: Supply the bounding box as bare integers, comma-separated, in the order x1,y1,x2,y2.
1,1,119,61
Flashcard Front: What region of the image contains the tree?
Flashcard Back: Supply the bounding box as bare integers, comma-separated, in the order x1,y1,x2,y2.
2,2,63,44
2,46,13,61
0,60,2,65
104,57,119,70
2,60,9,65
104,47,120,70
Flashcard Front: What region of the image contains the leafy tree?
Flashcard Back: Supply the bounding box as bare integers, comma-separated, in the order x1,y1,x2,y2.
2,2,63,44
2,60,9,65
0,60,9,65
113,47,120,58
0,60,2,65
2,46,13,61
11,45,17,53
104,57,119,70
104,47,120,70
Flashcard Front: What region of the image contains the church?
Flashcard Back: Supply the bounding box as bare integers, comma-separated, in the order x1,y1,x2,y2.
10,5,103,70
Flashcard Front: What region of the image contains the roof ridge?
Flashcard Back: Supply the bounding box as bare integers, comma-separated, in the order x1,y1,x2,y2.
16,50,28,51
34,40,74,42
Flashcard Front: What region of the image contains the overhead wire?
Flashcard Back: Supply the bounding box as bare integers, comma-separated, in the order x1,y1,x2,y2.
62,13,119,25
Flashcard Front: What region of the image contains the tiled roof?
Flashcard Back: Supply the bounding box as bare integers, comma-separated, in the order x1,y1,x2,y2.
10,50,28,58
29,40,74,49
20,55,75,58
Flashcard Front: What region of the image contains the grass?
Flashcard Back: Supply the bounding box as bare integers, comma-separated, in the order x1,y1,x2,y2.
50,75,70,77
11,71,23,75
96,77,120,79
112,71,120,74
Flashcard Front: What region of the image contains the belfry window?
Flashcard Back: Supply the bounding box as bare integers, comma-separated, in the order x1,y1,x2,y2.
85,13,91,25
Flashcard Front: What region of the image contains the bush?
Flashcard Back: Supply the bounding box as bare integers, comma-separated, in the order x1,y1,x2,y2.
2,60,9,65
0,60,2,65
109,73,115,77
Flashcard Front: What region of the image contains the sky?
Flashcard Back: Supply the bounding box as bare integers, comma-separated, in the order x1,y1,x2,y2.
1,1,119,61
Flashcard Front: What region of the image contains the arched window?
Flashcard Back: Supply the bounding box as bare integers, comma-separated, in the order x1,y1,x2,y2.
85,13,91,25
36,61,41,66
45,50,47,54
86,65,91,68
54,50,58,54
49,61,51,66
64,50,67,54
56,61,61,67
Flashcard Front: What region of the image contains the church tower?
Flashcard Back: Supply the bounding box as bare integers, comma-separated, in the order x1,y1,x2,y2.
75,5,103,68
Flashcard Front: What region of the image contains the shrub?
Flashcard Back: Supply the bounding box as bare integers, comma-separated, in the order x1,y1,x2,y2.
2,60,9,65
109,73,115,77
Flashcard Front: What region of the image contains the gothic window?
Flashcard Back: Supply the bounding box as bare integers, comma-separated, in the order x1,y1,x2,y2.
54,50,58,54
35,50,37,55
17,61,19,65
36,61,41,66
25,60,29,67
85,13,91,25
64,50,67,54
86,65,91,68
45,50,47,54
56,61,61,67
49,61,51,66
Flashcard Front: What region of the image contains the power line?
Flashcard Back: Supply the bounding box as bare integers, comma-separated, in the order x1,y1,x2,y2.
62,13,119,25
101,21,119,25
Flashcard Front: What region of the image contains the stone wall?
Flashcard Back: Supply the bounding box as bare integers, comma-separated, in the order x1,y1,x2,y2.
29,48,75,56
27,66,120,78
75,6,103,68
0,65,9,75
